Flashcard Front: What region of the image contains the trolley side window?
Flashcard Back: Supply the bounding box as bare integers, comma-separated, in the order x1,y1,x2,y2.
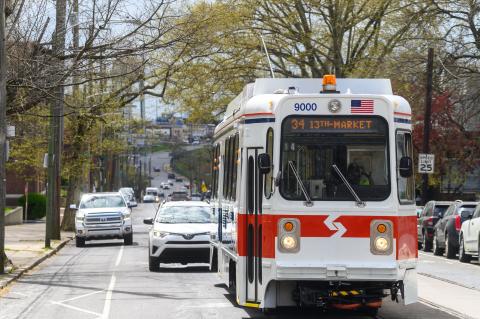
211,144,219,199
223,137,230,199
231,134,239,201
396,131,414,204
265,128,274,198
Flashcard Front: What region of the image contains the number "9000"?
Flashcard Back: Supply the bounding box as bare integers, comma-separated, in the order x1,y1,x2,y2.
294,102,317,111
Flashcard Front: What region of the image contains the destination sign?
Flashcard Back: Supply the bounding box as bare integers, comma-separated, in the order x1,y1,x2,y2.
283,116,386,134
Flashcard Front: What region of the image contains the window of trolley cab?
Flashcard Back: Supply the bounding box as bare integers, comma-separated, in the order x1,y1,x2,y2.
395,129,415,205
279,115,391,202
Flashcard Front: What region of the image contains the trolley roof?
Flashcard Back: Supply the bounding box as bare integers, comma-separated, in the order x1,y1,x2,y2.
216,78,409,135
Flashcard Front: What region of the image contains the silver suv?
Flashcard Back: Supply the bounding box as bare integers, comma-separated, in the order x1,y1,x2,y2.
72,192,133,247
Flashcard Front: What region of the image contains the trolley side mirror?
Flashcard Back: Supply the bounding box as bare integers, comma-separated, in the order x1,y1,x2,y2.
258,153,271,175
399,156,413,178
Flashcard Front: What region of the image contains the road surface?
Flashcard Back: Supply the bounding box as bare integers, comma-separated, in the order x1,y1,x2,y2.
0,201,461,319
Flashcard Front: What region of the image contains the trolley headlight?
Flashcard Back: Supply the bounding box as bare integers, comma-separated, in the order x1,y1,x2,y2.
374,236,389,251
370,220,393,255
280,235,297,250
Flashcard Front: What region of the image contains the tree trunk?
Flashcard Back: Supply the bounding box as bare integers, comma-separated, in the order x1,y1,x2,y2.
61,175,78,231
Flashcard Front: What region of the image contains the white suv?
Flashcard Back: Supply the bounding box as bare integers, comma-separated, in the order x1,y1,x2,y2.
72,192,133,247
143,201,215,271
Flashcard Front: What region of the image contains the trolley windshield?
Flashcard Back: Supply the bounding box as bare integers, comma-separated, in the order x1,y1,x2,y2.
280,116,390,201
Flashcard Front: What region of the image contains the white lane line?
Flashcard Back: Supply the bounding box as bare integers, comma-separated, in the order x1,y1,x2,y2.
58,290,104,303
115,245,124,267
99,274,116,319
10,292,28,297
51,301,102,316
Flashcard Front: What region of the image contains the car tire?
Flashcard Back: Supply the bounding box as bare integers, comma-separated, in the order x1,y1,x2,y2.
75,237,85,247
149,256,160,272
458,235,471,263
124,233,133,246
445,233,457,259
432,232,443,256
422,232,431,252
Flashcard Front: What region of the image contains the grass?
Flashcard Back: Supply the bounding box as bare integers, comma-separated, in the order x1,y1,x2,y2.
4,207,13,215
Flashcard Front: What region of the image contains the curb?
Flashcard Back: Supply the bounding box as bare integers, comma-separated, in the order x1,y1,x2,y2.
0,237,73,290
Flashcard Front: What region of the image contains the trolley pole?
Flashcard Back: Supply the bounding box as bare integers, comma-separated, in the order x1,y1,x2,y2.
0,0,7,274
422,48,434,205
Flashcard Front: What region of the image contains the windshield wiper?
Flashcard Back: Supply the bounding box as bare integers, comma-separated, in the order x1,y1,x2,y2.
288,161,313,207
332,164,365,208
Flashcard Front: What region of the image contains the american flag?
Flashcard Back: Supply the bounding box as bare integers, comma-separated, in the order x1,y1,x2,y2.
351,99,374,114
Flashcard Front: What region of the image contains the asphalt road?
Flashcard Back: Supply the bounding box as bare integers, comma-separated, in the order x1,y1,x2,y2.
0,202,461,319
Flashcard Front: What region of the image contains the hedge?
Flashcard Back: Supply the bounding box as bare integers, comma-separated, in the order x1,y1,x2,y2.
18,193,47,220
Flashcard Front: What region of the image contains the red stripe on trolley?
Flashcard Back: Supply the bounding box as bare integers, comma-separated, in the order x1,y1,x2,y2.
237,214,417,260
394,112,411,117
242,112,274,117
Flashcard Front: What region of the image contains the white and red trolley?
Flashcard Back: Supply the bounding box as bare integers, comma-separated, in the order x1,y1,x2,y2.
209,76,417,313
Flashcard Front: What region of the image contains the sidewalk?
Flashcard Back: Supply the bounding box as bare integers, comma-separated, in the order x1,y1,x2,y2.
1,220,73,289
418,273,480,319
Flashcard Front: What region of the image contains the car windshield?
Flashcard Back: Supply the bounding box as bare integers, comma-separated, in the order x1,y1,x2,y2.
457,206,476,215
146,191,157,195
434,205,449,217
80,195,125,208
280,116,389,201
156,206,212,223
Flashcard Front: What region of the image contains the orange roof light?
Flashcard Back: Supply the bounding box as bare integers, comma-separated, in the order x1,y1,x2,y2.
322,74,336,86
322,74,338,93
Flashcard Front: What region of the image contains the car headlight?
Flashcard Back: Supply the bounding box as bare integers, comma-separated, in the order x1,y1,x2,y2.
75,215,84,222
153,231,169,238
280,235,297,250
123,211,131,219
374,236,389,251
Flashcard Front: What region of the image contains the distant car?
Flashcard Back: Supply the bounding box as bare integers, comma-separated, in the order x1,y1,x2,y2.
190,193,202,201
72,192,133,247
171,191,189,201
167,173,176,179
192,140,200,145
160,182,170,190
433,201,478,258
145,187,160,203
143,194,156,203
143,201,215,271
175,177,183,183
168,179,174,186
417,201,452,251
153,166,161,172
459,203,480,263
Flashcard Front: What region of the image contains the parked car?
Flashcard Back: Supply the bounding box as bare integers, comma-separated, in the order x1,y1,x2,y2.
143,201,215,271
171,191,190,201
417,201,452,251
175,177,183,183
119,187,137,207
192,140,200,145
72,192,133,247
459,203,480,263
433,201,478,258
153,166,161,172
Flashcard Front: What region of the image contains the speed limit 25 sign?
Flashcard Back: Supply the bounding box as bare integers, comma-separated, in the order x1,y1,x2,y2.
418,154,435,174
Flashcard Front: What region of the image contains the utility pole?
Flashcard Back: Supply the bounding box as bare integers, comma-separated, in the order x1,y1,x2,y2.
46,0,67,247
422,48,434,205
0,0,7,274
